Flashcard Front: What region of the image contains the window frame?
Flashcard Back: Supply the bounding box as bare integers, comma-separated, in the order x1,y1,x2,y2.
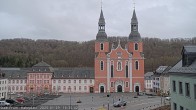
179,81,183,95
134,43,139,51
135,61,139,70
100,43,104,50
172,80,176,92
117,61,122,71
100,61,104,71
185,82,190,97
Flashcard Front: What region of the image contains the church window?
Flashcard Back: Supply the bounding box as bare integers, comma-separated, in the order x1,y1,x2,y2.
100,61,104,70
135,43,138,50
111,61,114,77
100,43,104,50
135,61,139,70
125,61,128,78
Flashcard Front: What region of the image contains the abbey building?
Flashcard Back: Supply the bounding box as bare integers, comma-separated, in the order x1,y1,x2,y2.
94,9,145,93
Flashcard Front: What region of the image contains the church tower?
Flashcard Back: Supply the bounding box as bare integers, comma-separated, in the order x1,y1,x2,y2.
128,9,145,92
94,8,109,93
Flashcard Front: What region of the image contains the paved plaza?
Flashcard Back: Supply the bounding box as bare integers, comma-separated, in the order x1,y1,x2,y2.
42,93,169,110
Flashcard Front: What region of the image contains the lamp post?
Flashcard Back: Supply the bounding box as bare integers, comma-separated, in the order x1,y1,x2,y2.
107,99,109,110
69,87,71,110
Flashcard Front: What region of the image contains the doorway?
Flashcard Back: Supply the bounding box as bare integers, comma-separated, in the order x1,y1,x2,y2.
117,85,122,92
100,86,104,93
90,87,94,93
135,86,139,92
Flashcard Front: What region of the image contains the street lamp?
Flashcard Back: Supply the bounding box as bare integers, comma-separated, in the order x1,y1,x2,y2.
107,99,109,110
68,87,71,110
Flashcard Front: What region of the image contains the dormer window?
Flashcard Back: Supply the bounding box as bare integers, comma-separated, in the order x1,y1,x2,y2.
100,43,104,50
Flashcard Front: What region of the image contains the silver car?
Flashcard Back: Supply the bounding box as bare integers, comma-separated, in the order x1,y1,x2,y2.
0,101,10,107
113,101,127,107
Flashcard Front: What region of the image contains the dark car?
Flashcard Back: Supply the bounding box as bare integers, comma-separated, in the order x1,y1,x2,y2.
5,99,16,105
15,98,25,104
113,101,127,107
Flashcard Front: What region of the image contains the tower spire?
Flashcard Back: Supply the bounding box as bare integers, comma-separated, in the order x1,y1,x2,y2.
96,0,107,41
128,2,141,41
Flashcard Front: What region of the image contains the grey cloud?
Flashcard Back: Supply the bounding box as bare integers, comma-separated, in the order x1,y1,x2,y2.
0,0,195,41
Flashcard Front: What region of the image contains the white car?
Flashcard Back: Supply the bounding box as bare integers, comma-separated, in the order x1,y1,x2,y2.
165,97,171,101
0,101,10,106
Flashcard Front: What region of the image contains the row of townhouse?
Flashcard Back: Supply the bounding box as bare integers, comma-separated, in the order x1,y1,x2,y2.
145,46,196,109
0,61,94,96
144,66,171,95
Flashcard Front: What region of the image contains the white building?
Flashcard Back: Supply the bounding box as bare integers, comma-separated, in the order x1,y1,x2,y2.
0,78,8,99
1,68,28,94
144,72,154,92
52,68,94,93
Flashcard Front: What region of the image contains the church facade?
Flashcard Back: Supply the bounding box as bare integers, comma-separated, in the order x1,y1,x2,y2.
94,9,145,93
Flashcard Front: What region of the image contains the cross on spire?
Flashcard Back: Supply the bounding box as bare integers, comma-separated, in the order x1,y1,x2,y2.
133,0,136,9
101,0,103,9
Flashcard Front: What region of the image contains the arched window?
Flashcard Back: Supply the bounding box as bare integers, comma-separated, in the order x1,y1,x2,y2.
100,43,104,50
135,43,138,50
135,61,139,70
117,61,122,71
111,61,114,77
100,61,104,70
63,86,66,91
125,61,128,78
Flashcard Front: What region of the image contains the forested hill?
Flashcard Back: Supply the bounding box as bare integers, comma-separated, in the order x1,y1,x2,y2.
0,37,196,72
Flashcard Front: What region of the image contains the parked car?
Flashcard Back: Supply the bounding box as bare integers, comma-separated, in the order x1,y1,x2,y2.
113,101,127,107
5,99,16,105
0,101,10,106
165,97,171,101
15,98,25,103
133,96,138,98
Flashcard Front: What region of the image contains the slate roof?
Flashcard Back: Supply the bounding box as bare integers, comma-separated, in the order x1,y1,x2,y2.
98,10,105,25
155,66,168,74
144,72,154,80
33,61,51,67
1,68,29,79
31,61,54,73
183,46,196,53
53,68,94,79
169,60,196,74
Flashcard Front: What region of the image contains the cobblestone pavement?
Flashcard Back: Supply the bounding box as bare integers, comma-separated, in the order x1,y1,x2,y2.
41,93,170,110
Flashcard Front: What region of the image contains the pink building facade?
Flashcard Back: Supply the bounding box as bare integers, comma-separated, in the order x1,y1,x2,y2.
26,61,53,94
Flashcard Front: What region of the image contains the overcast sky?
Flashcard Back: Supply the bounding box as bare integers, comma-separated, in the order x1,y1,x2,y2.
0,0,195,41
